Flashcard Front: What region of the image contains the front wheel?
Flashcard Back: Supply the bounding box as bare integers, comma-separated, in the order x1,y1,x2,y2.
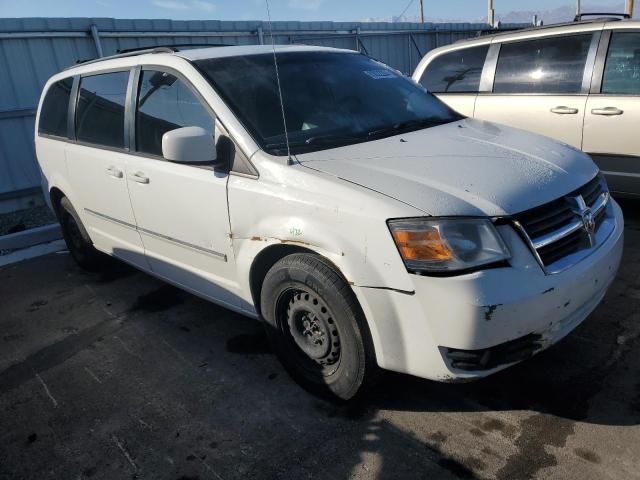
261,253,378,401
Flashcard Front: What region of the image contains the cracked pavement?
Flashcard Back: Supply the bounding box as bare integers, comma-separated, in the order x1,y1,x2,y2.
1,199,639,480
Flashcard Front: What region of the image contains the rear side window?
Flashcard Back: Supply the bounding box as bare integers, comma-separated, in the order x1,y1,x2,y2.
136,70,214,156
39,77,73,138
76,71,129,149
419,45,489,93
602,32,640,95
494,34,592,94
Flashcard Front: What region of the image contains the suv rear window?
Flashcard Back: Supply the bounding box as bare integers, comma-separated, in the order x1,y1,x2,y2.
39,77,73,138
494,34,592,94
76,71,129,149
419,45,489,93
602,32,640,95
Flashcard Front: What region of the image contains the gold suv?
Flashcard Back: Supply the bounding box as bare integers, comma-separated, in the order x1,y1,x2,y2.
413,16,640,197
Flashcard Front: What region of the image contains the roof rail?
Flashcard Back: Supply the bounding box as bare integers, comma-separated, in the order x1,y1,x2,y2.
117,43,233,54
574,12,631,21
67,43,233,70
68,47,174,70
459,15,623,43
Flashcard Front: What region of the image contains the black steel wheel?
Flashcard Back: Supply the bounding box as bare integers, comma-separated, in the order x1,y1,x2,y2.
281,287,342,375
261,253,378,400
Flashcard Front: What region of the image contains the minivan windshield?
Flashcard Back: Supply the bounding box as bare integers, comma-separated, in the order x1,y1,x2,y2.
194,51,463,155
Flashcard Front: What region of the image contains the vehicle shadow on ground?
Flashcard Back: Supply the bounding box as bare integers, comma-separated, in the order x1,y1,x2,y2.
102,195,640,433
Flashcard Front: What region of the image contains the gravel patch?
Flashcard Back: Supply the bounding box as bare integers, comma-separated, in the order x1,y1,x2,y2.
0,205,57,236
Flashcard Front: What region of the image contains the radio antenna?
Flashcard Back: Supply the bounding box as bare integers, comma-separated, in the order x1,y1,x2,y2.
265,0,292,165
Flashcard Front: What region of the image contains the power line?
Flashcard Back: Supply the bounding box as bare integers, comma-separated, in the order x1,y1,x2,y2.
396,0,415,21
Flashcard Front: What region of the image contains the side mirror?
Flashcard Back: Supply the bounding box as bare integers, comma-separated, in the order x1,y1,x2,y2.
162,126,217,164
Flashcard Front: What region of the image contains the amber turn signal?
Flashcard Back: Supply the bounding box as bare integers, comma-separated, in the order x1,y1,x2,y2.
387,218,510,272
391,229,452,261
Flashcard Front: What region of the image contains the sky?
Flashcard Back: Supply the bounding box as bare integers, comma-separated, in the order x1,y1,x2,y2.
0,0,630,23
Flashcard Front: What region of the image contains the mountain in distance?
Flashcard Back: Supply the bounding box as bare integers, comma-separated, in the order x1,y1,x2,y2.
371,2,636,24
497,2,637,23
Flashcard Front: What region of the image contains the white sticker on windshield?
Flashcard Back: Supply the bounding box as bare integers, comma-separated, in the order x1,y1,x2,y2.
363,69,397,79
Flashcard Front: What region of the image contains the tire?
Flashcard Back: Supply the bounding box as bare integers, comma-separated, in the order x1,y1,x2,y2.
261,253,378,401
58,197,104,271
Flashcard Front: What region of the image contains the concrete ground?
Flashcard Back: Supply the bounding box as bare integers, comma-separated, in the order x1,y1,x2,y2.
1,200,639,480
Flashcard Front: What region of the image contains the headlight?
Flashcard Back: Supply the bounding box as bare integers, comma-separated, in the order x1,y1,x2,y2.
388,218,510,273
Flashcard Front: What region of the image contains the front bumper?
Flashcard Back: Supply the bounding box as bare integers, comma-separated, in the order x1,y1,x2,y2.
353,199,624,382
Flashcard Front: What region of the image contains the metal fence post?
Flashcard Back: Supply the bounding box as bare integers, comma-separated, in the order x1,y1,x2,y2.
90,24,104,57
625,0,634,17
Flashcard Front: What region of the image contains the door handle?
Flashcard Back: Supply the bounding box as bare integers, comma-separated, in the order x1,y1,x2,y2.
105,166,123,178
591,107,623,116
550,106,579,115
129,172,149,184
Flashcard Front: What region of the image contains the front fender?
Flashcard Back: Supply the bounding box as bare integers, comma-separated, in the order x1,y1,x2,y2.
228,163,421,306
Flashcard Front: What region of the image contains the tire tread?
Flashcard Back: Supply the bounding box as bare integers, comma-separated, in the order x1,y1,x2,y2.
261,253,379,400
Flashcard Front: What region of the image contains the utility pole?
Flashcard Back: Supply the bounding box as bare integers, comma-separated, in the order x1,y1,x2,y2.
419,0,425,23
488,0,495,27
576,0,581,18
625,0,634,17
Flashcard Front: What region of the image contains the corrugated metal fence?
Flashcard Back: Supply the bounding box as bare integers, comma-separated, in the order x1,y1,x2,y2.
0,17,525,207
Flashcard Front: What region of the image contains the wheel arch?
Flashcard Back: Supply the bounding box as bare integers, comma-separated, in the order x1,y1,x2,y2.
249,243,348,317
49,186,66,218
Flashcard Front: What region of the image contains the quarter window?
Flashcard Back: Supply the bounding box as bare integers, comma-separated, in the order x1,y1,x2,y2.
602,32,640,95
39,77,73,138
136,70,214,157
494,34,592,94
75,71,129,149
419,45,489,93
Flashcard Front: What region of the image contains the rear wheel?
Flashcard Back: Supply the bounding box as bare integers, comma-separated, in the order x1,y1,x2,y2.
261,253,378,400
58,197,104,271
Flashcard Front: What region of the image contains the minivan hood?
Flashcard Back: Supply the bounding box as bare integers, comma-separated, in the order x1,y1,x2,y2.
297,119,598,217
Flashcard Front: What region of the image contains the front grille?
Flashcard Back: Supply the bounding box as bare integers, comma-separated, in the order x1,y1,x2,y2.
514,175,609,271
516,197,575,238
444,333,543,371
537,228,586,265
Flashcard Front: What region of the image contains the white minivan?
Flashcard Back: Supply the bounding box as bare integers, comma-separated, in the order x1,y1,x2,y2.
36,45,623,400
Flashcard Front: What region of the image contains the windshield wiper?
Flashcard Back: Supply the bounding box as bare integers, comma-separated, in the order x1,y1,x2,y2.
304,133,366,146
265,134,361,149
264,118,447,154
366,118,443,139
265,133,366,154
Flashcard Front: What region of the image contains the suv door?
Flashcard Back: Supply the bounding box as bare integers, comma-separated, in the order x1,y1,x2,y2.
475,32,599,148
584,29,640,195
125,67,240,309
65,70,147,268
416,44,489,117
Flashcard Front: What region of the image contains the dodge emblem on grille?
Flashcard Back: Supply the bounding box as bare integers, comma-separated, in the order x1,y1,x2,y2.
582,207,596,234
571,194,597,247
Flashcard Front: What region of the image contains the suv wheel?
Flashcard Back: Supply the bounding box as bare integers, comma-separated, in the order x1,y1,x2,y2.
261,253,378,400
58,197,103,271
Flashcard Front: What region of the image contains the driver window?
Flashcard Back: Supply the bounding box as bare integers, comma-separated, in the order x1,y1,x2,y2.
136,70,214,156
